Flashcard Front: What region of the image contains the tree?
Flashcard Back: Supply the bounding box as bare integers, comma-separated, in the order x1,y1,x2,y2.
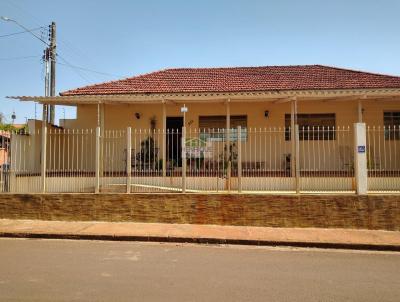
0,112,5,125
0,112,27,132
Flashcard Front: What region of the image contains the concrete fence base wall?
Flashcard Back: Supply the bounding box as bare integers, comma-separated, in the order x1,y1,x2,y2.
0,194,399,231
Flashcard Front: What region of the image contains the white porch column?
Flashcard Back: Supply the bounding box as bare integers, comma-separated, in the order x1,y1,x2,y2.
95,126,101,193
100,103,105,135
97,103,101,128
95,99,105,193
226,99,231,192
357,95,367,123
98,103,105,178
354,123,367,195
162,101,167,177
290,98,297,178
290,97,300,192
181,104,187,193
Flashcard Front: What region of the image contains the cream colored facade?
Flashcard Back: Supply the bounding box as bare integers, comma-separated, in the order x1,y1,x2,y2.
50,97,400,174
60,99,400,130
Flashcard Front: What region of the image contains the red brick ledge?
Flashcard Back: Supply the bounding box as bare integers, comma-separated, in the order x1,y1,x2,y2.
0,194,399,231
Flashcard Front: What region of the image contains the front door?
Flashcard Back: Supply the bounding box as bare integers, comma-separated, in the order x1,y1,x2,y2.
166,117,183,168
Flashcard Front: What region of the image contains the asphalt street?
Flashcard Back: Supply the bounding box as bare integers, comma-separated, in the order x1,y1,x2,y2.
0,238,399,302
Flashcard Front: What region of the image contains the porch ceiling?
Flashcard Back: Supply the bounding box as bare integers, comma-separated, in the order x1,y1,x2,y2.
7,88,400,105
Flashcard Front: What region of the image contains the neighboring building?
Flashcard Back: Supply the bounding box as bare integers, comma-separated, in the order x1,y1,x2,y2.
8,65,400,193
0,131,10,193
0,131,10,166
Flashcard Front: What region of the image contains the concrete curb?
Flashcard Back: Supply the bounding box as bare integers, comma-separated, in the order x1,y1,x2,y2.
2,232,400,252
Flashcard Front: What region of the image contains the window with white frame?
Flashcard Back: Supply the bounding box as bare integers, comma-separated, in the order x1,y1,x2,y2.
198,115,247,141
384,111,400,140
285,113,336,140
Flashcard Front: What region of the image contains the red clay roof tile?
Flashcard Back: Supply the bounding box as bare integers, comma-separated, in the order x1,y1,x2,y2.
60,65,400,96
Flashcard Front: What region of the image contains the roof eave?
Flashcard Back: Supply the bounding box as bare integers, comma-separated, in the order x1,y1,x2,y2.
7,87,400,105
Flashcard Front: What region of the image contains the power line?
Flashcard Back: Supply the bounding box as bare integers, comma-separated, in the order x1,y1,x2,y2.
4,0,43,27
4,2,124,83
58,39,96,67
56,40,121,82
0,55,41,61
56,54,91,83
4,1,101,78
57,61,125,78
2,4,126,85
0,26,44,38
5,0,97,71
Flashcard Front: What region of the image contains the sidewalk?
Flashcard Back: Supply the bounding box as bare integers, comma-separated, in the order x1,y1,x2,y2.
0,219,399,251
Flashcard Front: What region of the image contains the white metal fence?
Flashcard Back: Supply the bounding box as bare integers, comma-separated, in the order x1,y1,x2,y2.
0,124,398,194
367,126,400,192
4,129,41,193
47,129,96,193
299,126,354,192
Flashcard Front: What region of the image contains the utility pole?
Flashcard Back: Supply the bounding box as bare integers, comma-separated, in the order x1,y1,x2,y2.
49,22,56,124
0,16,54,123
43,48,50,124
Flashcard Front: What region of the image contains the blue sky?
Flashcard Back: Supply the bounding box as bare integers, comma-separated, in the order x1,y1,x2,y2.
1,0,400,124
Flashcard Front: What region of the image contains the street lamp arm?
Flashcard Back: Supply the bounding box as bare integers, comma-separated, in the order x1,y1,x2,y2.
1,16,49,46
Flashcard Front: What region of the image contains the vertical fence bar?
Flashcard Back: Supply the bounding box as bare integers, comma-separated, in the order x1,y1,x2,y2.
226,102,231,192
162,103,167,178
237,126,242,193
95,126,100,193
295,124,300,193
126,127,132,193
290,101,295,178
182,126,186,193
41,124,47,193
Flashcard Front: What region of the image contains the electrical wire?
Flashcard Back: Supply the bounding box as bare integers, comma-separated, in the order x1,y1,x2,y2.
4,0,44,27
57,61,125,78
0,55,41,61
0,27,44,38
4,0,126,84
56,54,92,83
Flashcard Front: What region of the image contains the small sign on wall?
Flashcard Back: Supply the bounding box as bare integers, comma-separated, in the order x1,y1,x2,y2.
357,145,366,153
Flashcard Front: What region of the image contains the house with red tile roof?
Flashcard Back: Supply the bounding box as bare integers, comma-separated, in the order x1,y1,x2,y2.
14,65,400,129
8,65,400,193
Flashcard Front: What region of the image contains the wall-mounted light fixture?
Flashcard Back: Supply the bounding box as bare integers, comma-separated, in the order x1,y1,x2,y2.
264,110,269,118
135,112,141,119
